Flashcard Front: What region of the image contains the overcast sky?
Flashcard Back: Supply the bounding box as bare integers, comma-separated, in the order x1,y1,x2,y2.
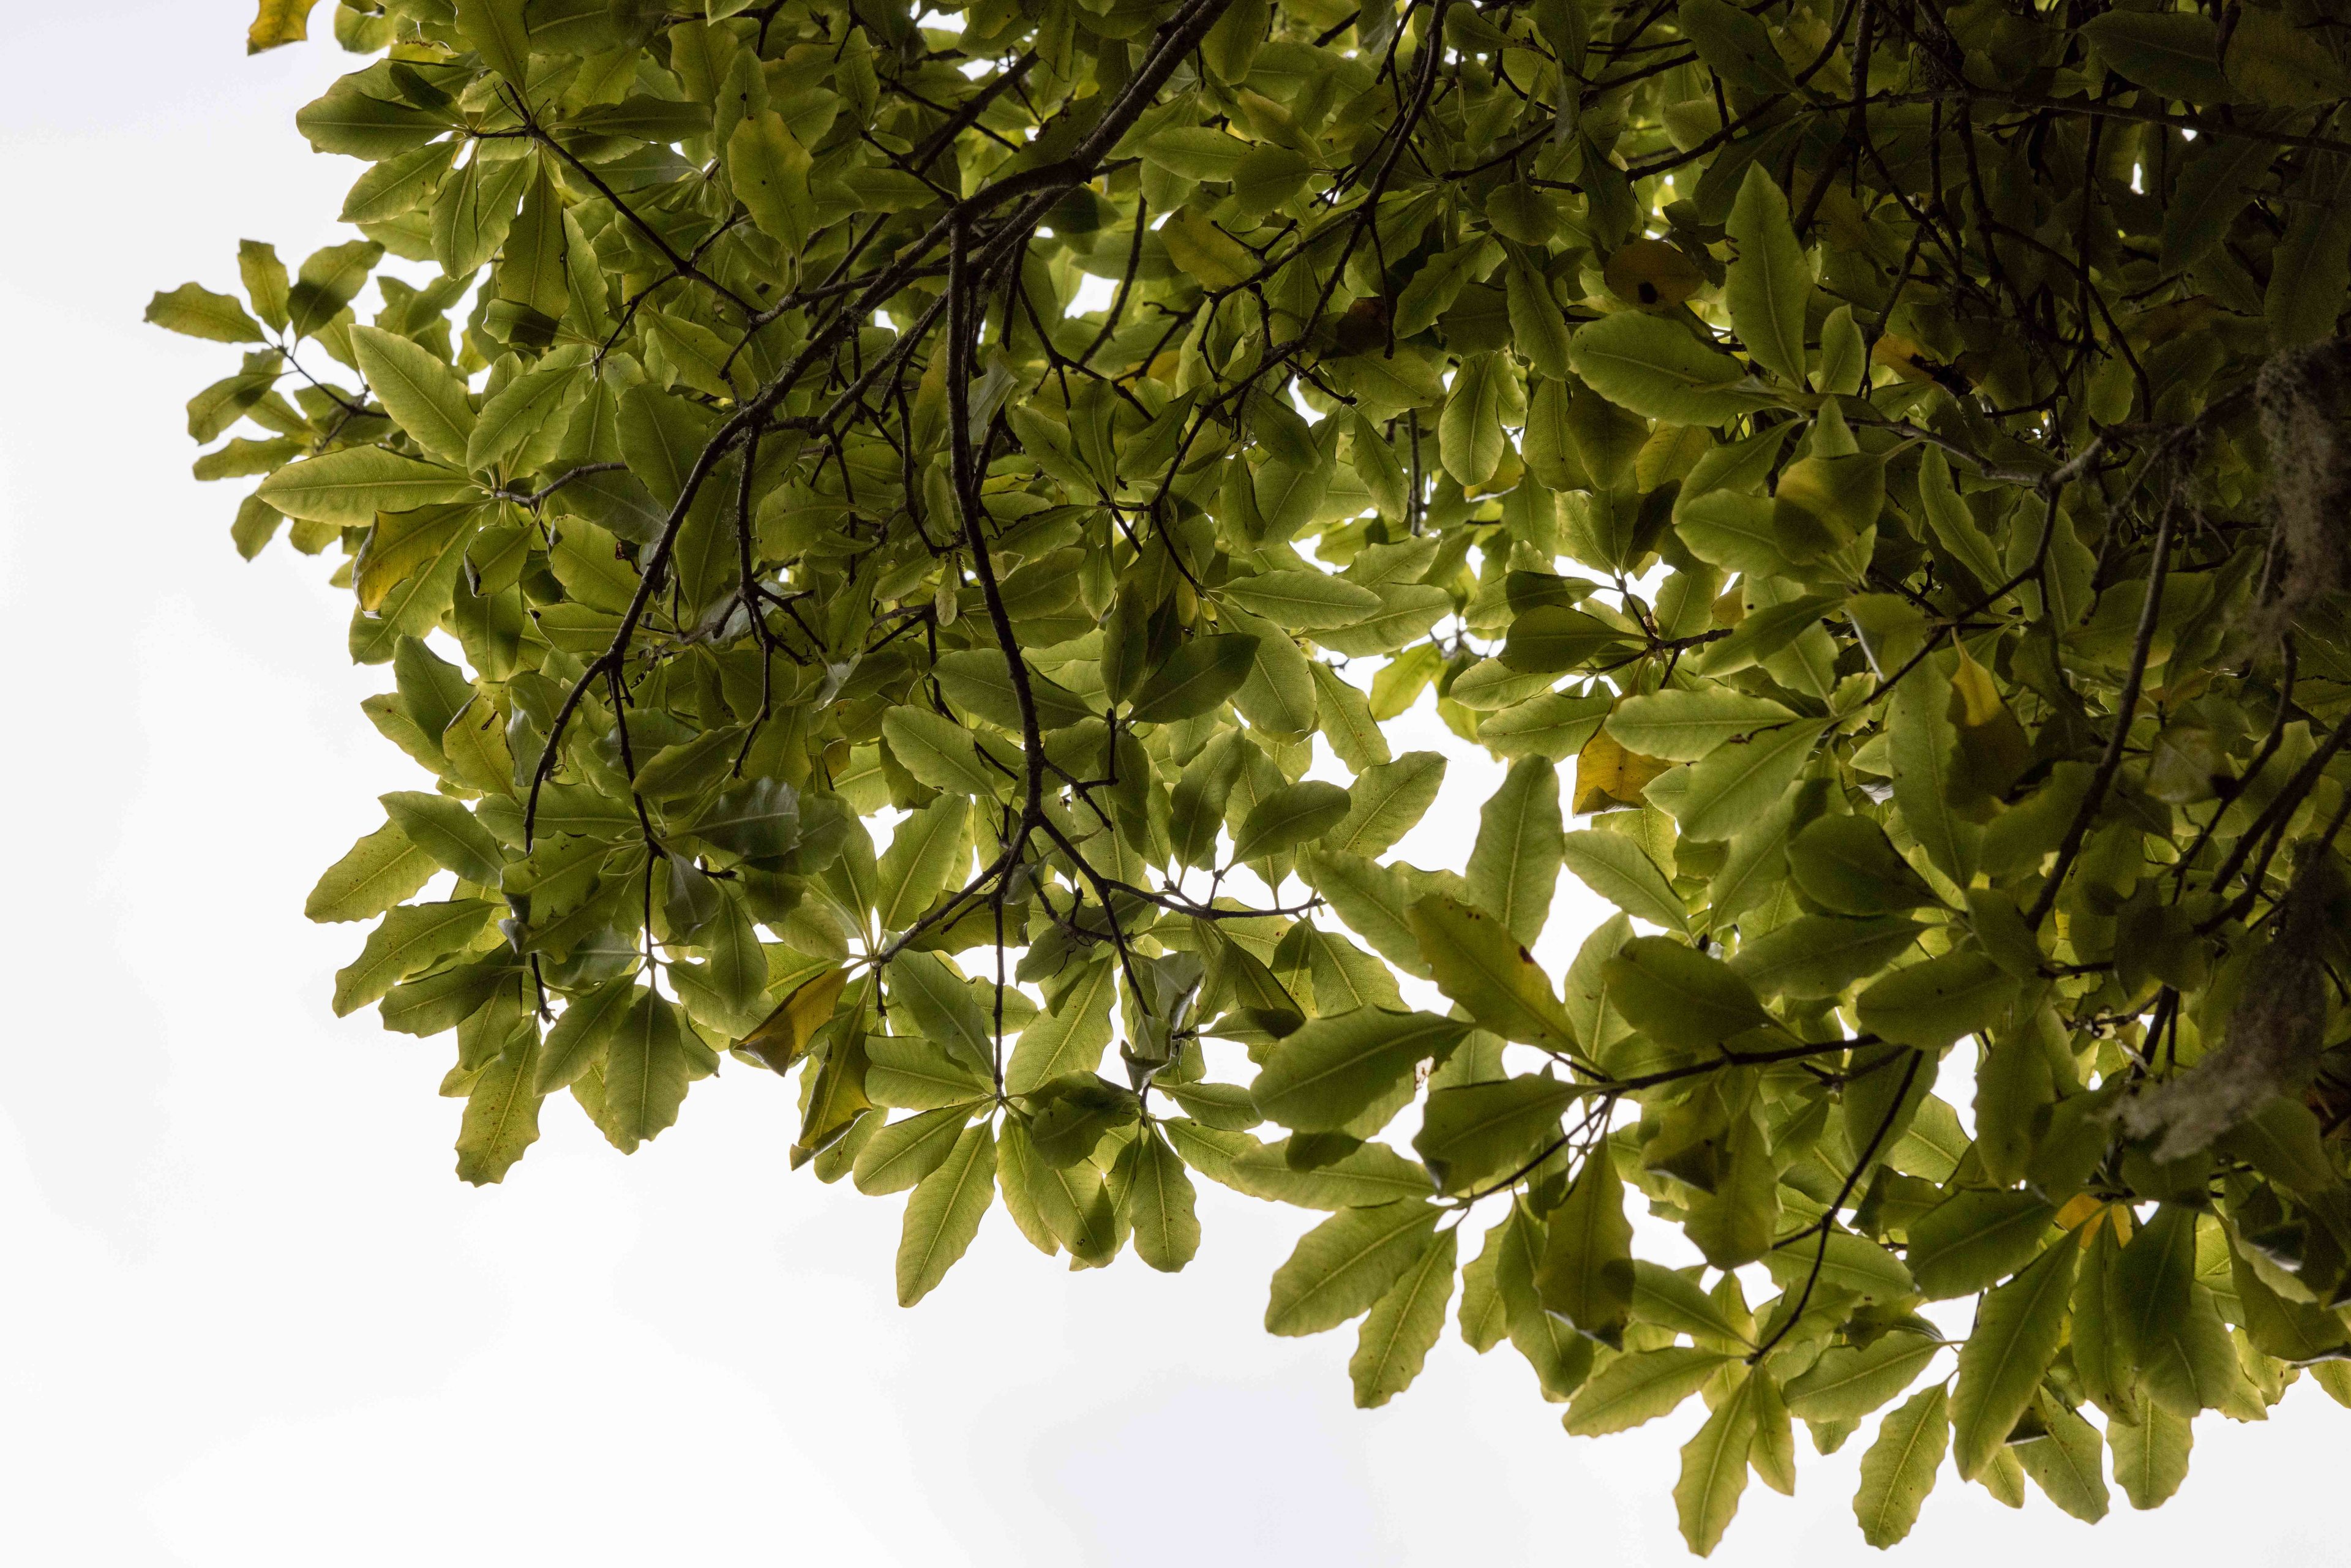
0,5,2341,1565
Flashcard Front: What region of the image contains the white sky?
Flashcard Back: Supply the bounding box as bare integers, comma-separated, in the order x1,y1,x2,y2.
0,4,2341,1564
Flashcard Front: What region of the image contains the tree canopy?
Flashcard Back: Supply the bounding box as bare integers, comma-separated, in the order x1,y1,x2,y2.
158,0,2351,1551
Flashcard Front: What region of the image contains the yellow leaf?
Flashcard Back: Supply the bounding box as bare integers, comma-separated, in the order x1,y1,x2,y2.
1603,238,1706,309
1869,332,1947,384
2053,1193,2104,1231
354,503,478,612
1948,647,2007,729
741,967,849,1073
1573,727,1672,814
1159,209,1255,291
247,0,321,53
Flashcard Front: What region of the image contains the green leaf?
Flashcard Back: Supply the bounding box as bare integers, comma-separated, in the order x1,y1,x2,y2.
2012,1394,2110,1522
1785,1329,1943,1423
146,282,266,343
259,448,477,525
2109,1394,2193,1510
1674,1364,1759,1556
287,244,385,336
740,967,850,1077
2070,1215,2135,1417
1182,1126,1435,1210
297,78,446,159
536,977,636,1093
1007,957,1116,1095
466,347,587,475
332,899,497,1016
1408,893,1581,1052
306,822,437,923
1785,814,1941,915
1759,1231,1916,1302
1853,1384,1949,1548
2216,1097,2341,1201
1141,125,1253,181
1505,254,1572,380
1415,1075,1580,1194
454,0,533,84
1232,779,1351,863
379,790,503,885
2229,1225,2351,1361
1676,0,1795,94
1324,751,1446,858
935,649,1095,732
1458,1207,1515,1353
1221,571,1382,630
1558,829,1689,935
1631,1259,1752,1342
1565,312,1768,426
1311,662,1392,772
1251,1007,1470,1133
615,383,718,510
1564,1346,1733,1435
1951,1239,2077,1478
1482,690,1614,762
1817,303,1864,396
1265,1201,1444,1337
2160,133,2275,273
342,140,458,225
992,1115,1063,1256
1888,655,1979,883
1440,351,1510,487
1856,952,2018,1050
2225,6,2351,105
1724,167,1809,388
1730,914,1922,1001
564,96,713,143
1302,852,1434,980
2265,193,2351,352
1349,1225,1457,1407
885,950,998,1083
601,990,693,1152
1128,634,1261,724
456,1031,543,1185
1602,937,1773,1049
1467,757,1564,947
882,705,1003,798
896,1119,997,1306
1605,689,1799,763
351,324,477,468
1906,1191,2055,1299
864,1032,995,1110
727,110,816,253
1676,492,1795,579
1670,719,1826,844
2082,11,2232,102
875,793,969,932
1914,449,2006,591
248,0,323,52
1534,1141,1635,1345
856,1105,978,1194
433,151,533,277
358,503,479,614
2115,1203,2226,1419
689,777,803,865
1114,1125,1200,1272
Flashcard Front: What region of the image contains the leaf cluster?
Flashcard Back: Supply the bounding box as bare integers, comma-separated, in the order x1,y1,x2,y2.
162,0,2351,1550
